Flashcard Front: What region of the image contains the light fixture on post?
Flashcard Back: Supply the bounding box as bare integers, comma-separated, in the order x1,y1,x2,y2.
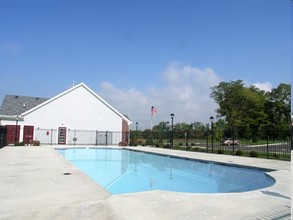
209,116,214,153
170,113,175,149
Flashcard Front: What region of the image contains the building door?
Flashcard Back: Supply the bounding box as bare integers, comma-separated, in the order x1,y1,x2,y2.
5,125,20,144
23,126,34,145
58,127,67,144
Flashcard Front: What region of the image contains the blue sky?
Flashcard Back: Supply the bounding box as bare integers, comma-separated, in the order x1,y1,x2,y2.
0,0,291,130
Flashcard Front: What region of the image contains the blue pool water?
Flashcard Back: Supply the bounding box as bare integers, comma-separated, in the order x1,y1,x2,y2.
57,148,275,195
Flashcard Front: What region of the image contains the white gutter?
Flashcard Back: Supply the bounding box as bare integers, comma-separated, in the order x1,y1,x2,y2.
0,115,24,121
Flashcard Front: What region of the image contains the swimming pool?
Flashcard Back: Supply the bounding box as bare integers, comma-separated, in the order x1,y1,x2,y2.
57,148,275,195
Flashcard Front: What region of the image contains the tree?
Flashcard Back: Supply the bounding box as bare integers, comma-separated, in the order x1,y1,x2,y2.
265,83,291,139
152,122,169,132
142,129,152,145
191,121,207,138
210,80,291,141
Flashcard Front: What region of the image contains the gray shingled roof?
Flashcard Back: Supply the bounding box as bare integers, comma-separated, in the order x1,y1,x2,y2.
0,95,49,116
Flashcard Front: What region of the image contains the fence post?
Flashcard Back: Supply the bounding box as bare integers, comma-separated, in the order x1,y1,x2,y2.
50,128,53,145
185,131,187,149
266,134,269,159
206,133,209,153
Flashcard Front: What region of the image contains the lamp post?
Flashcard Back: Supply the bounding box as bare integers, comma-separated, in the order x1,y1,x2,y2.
210,116,214,153
166,121,169,147
135,122,138,144
15,115,19,143
170,113,175,149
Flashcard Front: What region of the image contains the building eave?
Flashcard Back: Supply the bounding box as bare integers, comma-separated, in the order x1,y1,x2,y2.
0,115,24,122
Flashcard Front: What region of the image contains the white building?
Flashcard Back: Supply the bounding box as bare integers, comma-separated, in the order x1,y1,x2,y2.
0,83,132,145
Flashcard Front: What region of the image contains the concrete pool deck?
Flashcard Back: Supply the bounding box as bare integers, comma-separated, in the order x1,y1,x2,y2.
0,146,290,220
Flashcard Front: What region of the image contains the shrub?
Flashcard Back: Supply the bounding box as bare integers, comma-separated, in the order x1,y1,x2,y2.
217,148,224,154
137,139,145,145
32,140,40,146
249,151,258,157
235,150,243,156
130,140,139,146
145,140,153,146
163,143,170,148
118,142,127,146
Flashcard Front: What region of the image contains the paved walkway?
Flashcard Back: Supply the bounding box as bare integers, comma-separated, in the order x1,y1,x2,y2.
0,146,291,219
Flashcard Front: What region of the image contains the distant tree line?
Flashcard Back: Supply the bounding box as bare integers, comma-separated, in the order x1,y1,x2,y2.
130,80,291,144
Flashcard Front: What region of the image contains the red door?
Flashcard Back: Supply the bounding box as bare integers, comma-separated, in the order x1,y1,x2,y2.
23,126,34,145
5,125,20,144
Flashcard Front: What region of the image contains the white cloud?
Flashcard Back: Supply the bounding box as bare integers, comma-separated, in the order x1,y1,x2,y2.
158,62,221,126
98,62,222,130
252,82,273,92
99,81,149,125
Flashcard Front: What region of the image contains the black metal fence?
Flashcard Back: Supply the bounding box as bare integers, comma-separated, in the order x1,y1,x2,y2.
23,128,130,146
10,127,291,161
132,131,291,161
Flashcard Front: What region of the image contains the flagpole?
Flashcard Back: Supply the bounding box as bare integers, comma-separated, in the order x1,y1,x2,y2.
151,107,153,146
151,114,153,131
150,106,157,146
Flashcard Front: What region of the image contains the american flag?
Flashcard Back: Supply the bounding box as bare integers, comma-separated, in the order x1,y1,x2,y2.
151,106,158,116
